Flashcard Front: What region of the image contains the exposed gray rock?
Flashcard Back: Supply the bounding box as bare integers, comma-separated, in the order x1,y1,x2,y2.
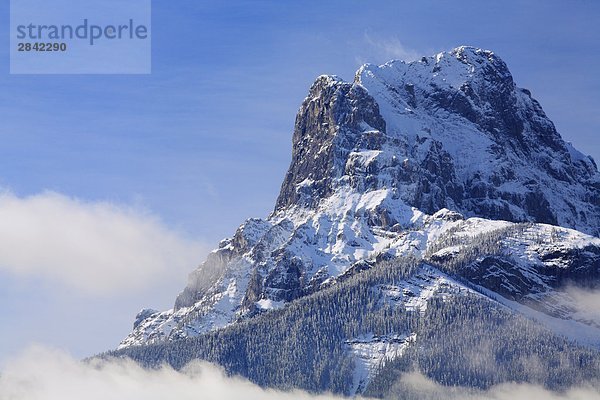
275,75,386,210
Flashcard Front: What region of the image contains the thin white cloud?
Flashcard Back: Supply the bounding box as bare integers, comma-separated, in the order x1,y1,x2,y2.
565,286,600,325
0,346,343,400
395,371,600,400
360,32,423,63
0,190,207,296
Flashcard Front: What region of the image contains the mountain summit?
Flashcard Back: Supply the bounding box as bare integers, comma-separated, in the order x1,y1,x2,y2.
115,47,600,396
277,46,599,232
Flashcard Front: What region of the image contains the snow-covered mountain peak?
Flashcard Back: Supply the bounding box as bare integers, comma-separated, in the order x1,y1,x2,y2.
120,48,600,351
277,47,599,235
357,45,510,93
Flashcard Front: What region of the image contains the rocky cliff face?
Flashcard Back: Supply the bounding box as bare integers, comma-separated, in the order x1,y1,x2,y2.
275,75,387,210
119,46,600,350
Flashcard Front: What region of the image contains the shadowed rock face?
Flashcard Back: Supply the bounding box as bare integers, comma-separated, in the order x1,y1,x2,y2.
275,75,386,211
462,246,600,302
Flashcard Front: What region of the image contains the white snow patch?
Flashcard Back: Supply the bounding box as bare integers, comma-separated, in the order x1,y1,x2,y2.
347,333,416,395
256,299,285,310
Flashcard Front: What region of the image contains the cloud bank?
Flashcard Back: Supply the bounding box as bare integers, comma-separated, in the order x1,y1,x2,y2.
0,346,342,400
392,371,600,400
0,191,207,295
1,347,598,400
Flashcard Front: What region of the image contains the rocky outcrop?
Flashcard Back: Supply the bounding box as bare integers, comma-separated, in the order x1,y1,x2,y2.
275,75,386,210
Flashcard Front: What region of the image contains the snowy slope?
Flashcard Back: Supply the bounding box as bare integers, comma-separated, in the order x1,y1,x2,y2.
120,205,600,349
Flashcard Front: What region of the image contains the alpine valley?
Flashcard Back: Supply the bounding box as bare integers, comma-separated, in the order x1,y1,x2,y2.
109,47,600,397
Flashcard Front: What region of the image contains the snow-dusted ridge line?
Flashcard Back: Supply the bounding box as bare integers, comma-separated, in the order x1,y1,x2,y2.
120,204,600,349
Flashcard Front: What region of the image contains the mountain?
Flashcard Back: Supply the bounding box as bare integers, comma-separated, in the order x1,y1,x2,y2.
113,47,600,397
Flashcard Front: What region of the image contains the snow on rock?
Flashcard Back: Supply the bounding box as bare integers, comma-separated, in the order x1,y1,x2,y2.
354,46,599,236
347,333,416,395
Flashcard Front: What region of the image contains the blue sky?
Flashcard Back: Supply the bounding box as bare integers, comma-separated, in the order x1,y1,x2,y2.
0,0,599,364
